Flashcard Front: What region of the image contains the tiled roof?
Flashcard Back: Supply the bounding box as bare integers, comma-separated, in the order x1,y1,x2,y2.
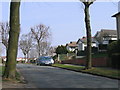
77,37,97,43
100,29,117,36
66,42,78,47
1,56,6,59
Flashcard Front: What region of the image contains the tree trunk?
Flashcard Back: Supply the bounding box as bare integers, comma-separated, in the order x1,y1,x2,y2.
37,41,41,57
3,0,21,79
24,54,27,63
26,52,29,63
84,5,92,69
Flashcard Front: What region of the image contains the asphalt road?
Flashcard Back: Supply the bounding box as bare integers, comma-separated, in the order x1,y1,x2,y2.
17,64,119,88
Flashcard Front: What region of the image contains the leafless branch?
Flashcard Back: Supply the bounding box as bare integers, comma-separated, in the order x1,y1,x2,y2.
0,22,10,49
30,24,51,57
19,33,33,62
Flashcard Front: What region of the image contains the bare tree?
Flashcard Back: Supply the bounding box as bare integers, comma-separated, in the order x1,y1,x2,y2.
80,0,95,69
39,41,52,56
29,46,38,59
19,33,33,63
31,24,51,57
48,46,55,56
0,22,9,50
3,0,21,80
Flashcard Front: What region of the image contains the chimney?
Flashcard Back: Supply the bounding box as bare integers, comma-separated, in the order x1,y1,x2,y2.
82,36,85,39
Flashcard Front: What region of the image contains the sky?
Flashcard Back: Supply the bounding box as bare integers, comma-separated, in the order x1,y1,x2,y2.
0,1,119,57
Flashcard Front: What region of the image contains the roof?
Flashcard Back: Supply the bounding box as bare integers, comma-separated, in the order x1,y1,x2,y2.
1,56,6,59
112,12,120,17
94,29,117,44
66,42,78,47
77,37,97,44
94,29,117,37
100,29,117,36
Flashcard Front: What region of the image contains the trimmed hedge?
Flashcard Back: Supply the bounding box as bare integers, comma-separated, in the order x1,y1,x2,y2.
108,40,120,69
77,50,86,56
108,40,120,56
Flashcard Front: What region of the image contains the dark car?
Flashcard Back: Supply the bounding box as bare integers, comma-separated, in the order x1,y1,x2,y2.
36,56,54,66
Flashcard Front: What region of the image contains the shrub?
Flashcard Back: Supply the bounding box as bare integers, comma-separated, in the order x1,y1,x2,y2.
99,44,108,50
71,55,76,59
108,40,120,56
52,55,58,60
108,40,120,69
92,47,98,53
55,45,68,54
77,50,86,56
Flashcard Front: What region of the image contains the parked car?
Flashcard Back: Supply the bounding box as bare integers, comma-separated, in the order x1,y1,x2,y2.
36,56,54,66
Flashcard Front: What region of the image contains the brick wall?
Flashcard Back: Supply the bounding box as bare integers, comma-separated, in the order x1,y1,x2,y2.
61,57,109,67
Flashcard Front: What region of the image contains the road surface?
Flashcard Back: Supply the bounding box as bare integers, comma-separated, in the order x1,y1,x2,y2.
17,64,119,88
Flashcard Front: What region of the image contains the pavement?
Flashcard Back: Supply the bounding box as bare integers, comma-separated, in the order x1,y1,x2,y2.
15,64,120,88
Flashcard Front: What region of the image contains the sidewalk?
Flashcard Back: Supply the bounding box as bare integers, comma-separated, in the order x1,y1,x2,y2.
2,64,25,88
2,81,26,88
2,66,36,88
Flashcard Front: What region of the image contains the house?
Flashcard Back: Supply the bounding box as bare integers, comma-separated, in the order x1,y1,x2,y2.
17,57,26,62
94,29,117,51
1,56,26,62
66,41,78,52
112,1,120,40
1,56,6,62
94,29,117,44
77,37,98,51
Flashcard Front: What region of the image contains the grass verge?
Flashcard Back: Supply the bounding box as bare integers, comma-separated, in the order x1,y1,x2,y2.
52,64,120,79
1,66,24,82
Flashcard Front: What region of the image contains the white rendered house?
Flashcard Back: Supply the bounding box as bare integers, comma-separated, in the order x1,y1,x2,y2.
77,37,99,51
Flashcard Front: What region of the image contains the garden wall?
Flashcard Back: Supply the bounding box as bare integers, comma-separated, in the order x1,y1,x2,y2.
61,57,109,67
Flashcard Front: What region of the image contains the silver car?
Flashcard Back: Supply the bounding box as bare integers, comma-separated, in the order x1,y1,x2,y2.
36,56,54,66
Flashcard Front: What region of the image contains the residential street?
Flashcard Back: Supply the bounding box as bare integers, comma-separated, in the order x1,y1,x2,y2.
17,64,119,88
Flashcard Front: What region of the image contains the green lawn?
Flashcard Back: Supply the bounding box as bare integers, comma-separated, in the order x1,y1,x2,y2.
52,64,120,79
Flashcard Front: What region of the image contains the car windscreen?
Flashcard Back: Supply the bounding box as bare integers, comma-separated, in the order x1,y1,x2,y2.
39,57,52,61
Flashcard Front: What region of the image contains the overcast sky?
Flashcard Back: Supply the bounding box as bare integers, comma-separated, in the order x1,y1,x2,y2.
1,1,119,57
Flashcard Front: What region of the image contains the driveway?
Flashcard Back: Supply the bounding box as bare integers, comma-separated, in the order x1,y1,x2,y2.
17,64,119,88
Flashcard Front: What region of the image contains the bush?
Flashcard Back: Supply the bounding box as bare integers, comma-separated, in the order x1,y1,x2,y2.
52,55,58,60
71,55,76,59
92,47,98,53
30,60,36,63
108,40,120,69
111,55,120,69
108,40,120,56
77,50,86,56
99,44,108,50
56,45,68,54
